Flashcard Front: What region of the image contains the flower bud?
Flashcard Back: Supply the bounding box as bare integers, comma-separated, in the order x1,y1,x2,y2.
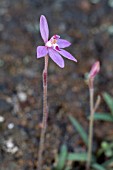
88,61,100,88
89,61,100,79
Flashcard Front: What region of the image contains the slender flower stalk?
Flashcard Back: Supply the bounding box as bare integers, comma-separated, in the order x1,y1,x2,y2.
86,87,94,170
86,61,100,170
38,55,48,170
37,15,77,170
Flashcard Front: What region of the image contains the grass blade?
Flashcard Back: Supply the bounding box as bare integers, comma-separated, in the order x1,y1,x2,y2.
102,158,113,168
55,145,68,170
68,152,95,162
68,152,88,162
103,92,113,115
93,113,113,122
92,163,106,170
69,115,88,146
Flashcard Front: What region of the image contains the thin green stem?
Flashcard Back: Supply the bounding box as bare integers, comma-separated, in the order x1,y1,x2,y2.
38,55,48,170
86,88,94,170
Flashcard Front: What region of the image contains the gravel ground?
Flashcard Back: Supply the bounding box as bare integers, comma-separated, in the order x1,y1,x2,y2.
0,0,113,169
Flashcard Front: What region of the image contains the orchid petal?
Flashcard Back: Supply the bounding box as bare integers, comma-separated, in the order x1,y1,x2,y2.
59,49,77,62
57,39,71,48
48,48,64,68
40,15,49,43
37,46,48,58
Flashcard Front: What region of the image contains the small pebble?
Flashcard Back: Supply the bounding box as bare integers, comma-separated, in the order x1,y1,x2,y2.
108,0,113,7
107,25,113,35
8,123,14,129
0,115,5,123
5,138,19,154
23,56,30,64
6,139,14,148
18,92,27,102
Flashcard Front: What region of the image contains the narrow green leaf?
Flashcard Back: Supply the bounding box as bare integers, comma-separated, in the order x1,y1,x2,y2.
103,92,113,115
94,113,113,122
69,115,88,146
65,167,71,170
92,163,106,170
56,145,68,170
68,152,88,161
67,152,95,162
102,158,113,167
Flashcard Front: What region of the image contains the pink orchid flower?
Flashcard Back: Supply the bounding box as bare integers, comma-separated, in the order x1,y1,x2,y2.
37,15,77,68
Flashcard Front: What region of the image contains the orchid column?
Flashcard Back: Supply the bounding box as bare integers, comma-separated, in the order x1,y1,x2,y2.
37,15,77,170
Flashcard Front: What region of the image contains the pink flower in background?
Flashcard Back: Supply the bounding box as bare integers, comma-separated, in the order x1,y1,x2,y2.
37,15,77,68
89,61,100,79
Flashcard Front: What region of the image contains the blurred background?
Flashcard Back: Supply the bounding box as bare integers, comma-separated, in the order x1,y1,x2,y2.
0,0,113,169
